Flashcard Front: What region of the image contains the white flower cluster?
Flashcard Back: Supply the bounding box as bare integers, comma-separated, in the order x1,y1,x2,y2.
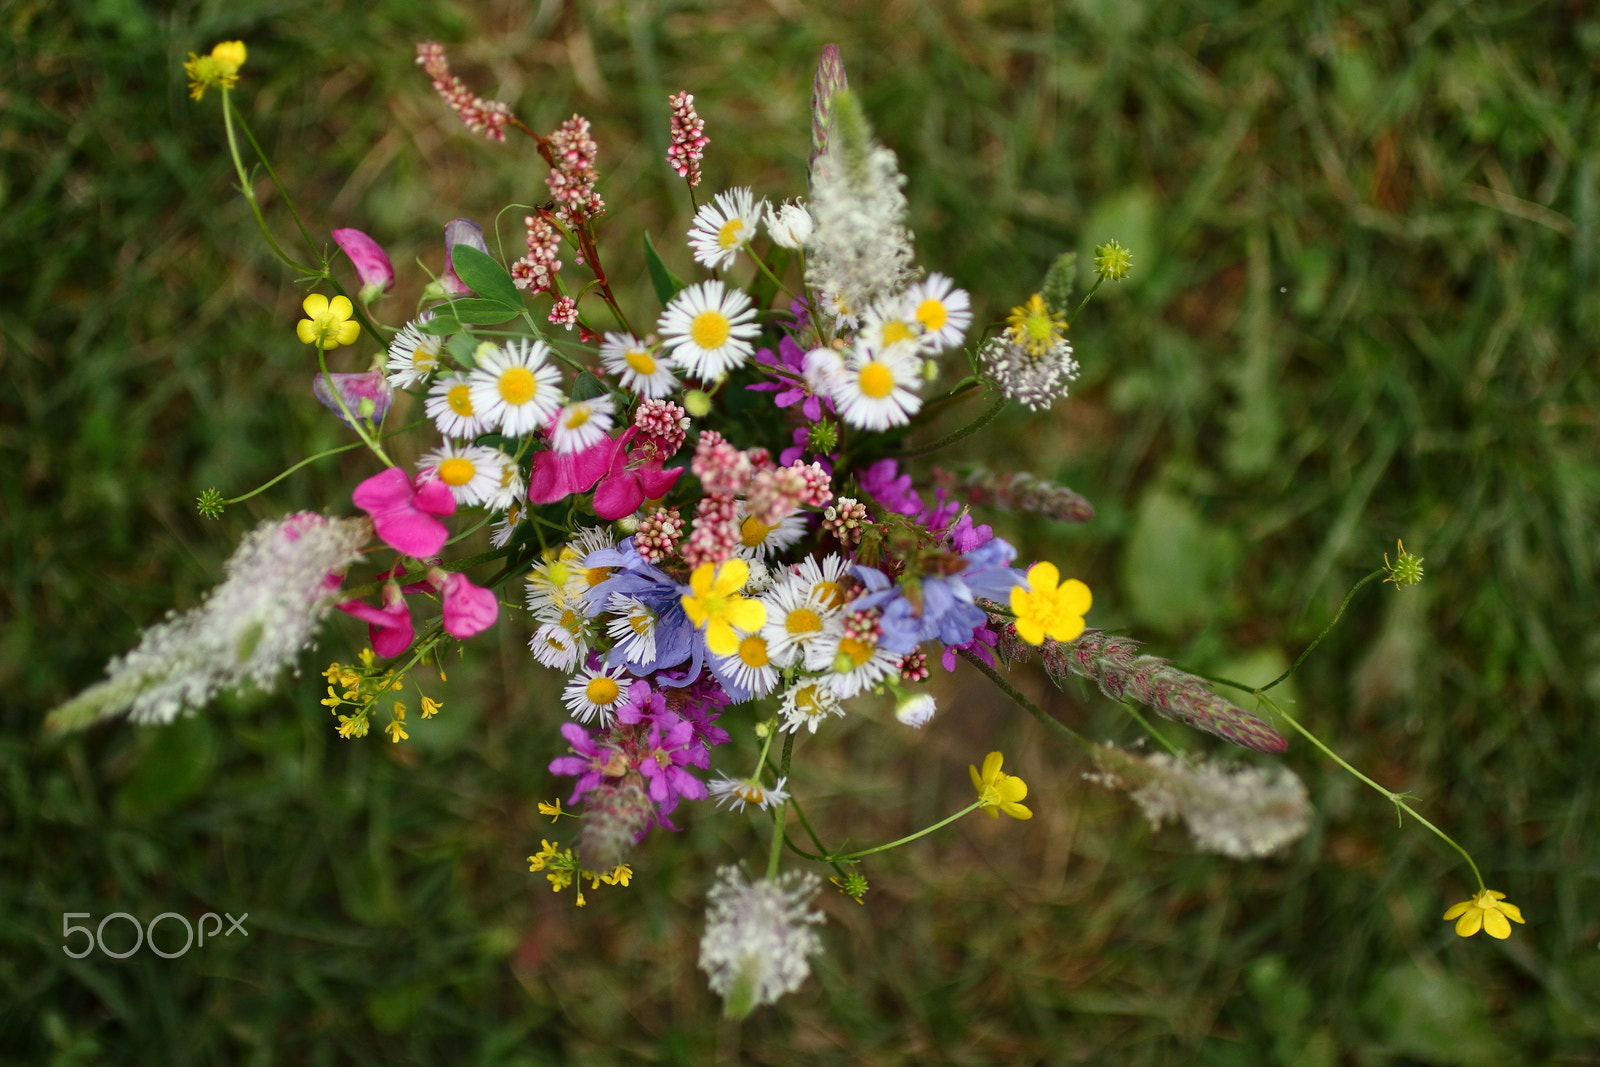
51,513,370,728
698,866,826,1017
979,335,1079,412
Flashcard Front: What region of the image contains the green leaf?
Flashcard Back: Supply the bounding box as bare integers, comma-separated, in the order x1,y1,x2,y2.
644,230,685,305
446,332,481,367
449,244,524,308
440,298,522,325
569,370,606,402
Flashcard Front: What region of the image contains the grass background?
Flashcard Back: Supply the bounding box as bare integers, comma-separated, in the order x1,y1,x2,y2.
4,0,1600,1062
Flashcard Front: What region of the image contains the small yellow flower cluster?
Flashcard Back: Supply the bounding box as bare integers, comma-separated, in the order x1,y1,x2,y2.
320,649,440,742
184,40,247,101
1004,293,1068,358
527,840,633,907
537,799,566,823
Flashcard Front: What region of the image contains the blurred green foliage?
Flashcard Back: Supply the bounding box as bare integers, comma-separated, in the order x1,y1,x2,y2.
4,0,1600,1062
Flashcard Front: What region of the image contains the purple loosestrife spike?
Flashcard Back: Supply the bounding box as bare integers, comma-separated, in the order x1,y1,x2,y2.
331,228,395,303
440,218,488,296
809,44,849,172
932,467,1095,524
576,775,656,870
998,623,1289,754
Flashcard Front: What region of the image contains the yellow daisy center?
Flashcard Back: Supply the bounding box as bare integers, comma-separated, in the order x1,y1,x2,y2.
585,677,620,705
585,566,612,587
717,218,746,249
447,384,474,416
739,515,771,548
916,298,948,332
794,686,823,715
837,637,873,669
735,783,766,804
629,612,653,636
858,361,895,399
881,319,916,346
813,581,845,609
690,309,731,350
564,406,591,429
785,607,822,635
625,349,657,376
737,635,770,668
499,366,538,406
437,458,476,487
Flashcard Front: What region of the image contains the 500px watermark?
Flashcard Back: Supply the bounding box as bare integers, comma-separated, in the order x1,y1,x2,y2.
60,911,247,959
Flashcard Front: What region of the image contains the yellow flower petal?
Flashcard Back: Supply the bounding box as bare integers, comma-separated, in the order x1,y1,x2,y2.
681,596,708,627
1059,577,1093,615
1454,909,1484,937
725,597,767,633
705,619,739,657
689,562,715,597
1046,614,1086,643
302,293,330,317
1482,909,1512,939
968,763,984,792
1014,616,1045,646
996,776,1028,803
334,320,362,346
715,558,750,594
981,751,1005,783
329,294,354,319
1497,901,1525,924
1026,560,1060,591
1441,901,1470,921
296,319,319,345
1002,801,1033,820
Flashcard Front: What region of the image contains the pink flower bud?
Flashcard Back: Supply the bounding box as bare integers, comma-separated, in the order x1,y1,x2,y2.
313,369,393,427
331,228,395,303
441,218,488,296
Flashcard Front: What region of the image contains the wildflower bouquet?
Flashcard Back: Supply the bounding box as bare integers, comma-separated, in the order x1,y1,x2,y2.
49,39,1520,1017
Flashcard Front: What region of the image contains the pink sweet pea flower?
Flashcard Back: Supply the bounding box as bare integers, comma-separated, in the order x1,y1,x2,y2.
441,218,488,296
331,228,395,303
527,431,615,504
592,428,684,520
337,582,414,658
429,568,498,638
312,369,393,427
353,467,456,558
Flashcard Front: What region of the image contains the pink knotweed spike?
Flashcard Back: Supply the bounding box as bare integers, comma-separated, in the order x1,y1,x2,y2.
635,506,685,564
633,399,689,458
999,623,1288,754
809,44,849,172
546,115,605,225
512,214,562,293
415,41,513,142
548,295,578,329
821,497,869,548
683,494,740,570
666,91,709,187
691,430,754,497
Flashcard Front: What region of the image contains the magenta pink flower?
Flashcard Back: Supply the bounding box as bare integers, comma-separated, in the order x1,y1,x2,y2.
337,582,414,658
312,369,393,428
527,432,615,504
593,428,684,520
430,569,498,638
331,228,395,303
353,467,456,558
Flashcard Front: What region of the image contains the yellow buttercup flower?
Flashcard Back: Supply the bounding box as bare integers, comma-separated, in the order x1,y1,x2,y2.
681,559,767,657
296,293,361,350
969,751,1032,820
1443,889,1525,939
1010,561,1091,645
537,799,564,823
183,41,247,101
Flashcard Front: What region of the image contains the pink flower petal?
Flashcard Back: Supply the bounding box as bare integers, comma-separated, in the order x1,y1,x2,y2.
438,572,499,638
332,228,395,298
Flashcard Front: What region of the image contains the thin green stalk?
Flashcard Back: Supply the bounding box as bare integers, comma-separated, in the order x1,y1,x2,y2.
223,419,427,505
749,250,798,301
314,351,392,466
227,94,319,260
220,89,307,273
1261,569,1384,692
959,647,1090,753
828,803,983,863
1064,275,1105,327
901,392,1008,459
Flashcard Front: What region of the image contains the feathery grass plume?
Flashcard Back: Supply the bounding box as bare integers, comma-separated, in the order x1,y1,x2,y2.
803,89,915,322
933,467,1095,524
699,867,826,1019
809,44,849,173
47,514,371,731
996,624,1288,753
1087,743,1311,858
575,775,656,871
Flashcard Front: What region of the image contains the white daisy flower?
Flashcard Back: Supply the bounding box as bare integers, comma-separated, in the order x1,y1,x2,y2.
904,273,972,352
550,395,616,454
788,554,851,612
807,615,900,699
857,291,922,353
778,679,845,734
688,187,766,270
490,500,528,549
562,663,632,725
604,594,659,666
385,321,444,388
529,618,587,671
426,372,490,440
734,510,808,562
831,340,923,431
707,773,790,811
599,332,679,398
468,337,564,438
658,280,760,380
803,347,845,397
766,200,813,250
418,442,515,508
525,550,591,619
715,633,780,700
759,574,842,669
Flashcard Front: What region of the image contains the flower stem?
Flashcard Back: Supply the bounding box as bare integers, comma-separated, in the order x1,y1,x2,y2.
314,349,393,466
901,392,1008,459
224,419,428,505
1260,569,1385,693
220,90,308,274
959,648,1090,753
